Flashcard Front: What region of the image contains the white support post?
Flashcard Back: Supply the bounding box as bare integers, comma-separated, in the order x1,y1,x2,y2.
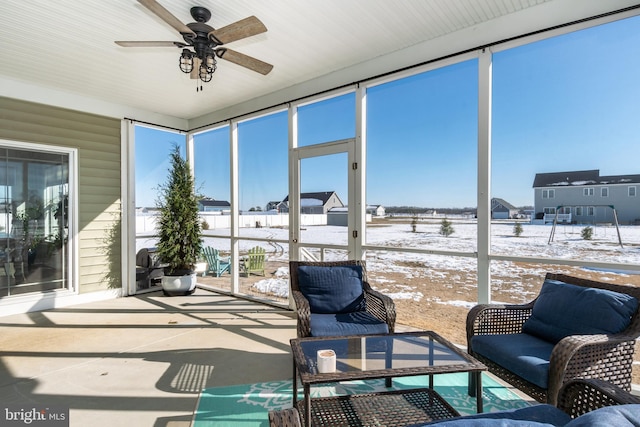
477,48,492,304
230,121,240,294
288,105,300,309
352,85,366,260
121,120,136,296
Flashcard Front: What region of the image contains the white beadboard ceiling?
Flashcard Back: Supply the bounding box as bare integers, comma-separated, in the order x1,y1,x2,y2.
0,0,638,125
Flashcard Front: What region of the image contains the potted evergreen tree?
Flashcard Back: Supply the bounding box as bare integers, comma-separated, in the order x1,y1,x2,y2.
156,145,203,296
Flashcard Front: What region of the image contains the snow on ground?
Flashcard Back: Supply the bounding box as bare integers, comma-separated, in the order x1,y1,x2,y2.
138,220,640,302
253,221,640,301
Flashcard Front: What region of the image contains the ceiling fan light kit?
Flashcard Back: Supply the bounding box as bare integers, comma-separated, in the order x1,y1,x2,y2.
115,0,272,90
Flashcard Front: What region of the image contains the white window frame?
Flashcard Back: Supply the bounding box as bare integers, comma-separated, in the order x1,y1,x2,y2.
587,206,595,216
542,189,555,199
583,188,594,196
601,187,608,197
629,186,637,197
0,138,77,295
576,206,583,216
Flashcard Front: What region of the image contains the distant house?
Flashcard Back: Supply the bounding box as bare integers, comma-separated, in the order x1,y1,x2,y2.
198,198,231,214
265,201,281,212
532,170,640,224
279,191,344,214
366,205,386,217
491,198,519,219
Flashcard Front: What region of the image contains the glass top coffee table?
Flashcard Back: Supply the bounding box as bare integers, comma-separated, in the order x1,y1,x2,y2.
290,331,487,427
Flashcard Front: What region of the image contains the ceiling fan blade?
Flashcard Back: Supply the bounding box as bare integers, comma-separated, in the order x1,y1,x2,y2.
191,57,201,79
217,48,273,75
115,41,182,47
137,0,195,35
209,16,267,45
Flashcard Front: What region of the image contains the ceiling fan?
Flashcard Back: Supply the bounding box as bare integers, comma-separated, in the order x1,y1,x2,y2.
115,0,273,86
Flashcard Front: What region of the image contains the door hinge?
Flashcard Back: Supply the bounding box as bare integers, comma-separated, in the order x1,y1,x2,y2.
352,230,358,238
352,162,358,170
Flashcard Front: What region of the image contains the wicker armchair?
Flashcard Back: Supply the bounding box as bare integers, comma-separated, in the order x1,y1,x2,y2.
467,273,640,405
289,260,396,338
268,378,640,427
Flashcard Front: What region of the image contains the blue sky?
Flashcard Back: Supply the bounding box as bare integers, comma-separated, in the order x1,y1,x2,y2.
136,15,640,210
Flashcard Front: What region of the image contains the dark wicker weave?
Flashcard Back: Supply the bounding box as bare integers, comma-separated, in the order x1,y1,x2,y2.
269,378,640,427
289,260,396,337
467,272,640,405
272,388,459,427
557,378,640,418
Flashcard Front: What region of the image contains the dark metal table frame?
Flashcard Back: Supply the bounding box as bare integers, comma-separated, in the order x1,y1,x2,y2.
290,331,487,427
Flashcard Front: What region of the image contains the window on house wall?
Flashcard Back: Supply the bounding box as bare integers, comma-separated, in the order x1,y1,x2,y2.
543,207,556,215
601,187,609,197
0,144,71,297
576,206,583,216
542,189,554,198
587,206,595,216
492,14,640,262
629,186,637,197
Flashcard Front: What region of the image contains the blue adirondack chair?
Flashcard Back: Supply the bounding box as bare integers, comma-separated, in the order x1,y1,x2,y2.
202,246,231,277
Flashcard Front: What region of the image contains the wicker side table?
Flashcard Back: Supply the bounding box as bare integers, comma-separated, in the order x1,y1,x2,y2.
291,387,459,427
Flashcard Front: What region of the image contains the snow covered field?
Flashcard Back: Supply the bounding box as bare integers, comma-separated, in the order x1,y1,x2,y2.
182,220,640,303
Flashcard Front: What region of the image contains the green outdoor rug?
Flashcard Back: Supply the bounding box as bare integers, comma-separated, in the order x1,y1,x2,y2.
193,373,532,426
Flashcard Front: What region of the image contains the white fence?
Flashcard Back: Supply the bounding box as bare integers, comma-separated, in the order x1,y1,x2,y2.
135,212,328,233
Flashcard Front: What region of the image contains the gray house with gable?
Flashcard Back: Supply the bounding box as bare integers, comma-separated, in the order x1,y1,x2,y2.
532,170,640,225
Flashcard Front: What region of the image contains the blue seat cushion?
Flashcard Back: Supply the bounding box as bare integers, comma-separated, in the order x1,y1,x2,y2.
565,404,640,426
414,404,569,426
522,279,638,344
471,334,554,389
298,265,366,314
413,404,640,427
310,312,389,336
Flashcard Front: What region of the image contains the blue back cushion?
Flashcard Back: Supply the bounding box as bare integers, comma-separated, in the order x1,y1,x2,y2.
564,404,640,427
522,279,638,343
298,265,366,314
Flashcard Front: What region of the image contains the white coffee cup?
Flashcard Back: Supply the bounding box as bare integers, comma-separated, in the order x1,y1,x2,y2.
317,349,336,373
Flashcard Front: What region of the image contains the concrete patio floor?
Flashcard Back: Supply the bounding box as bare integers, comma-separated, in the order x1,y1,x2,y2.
0,288,298,427
0,287,540,427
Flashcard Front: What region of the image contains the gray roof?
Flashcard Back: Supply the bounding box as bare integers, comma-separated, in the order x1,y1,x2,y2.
282,192,338,204
491,198,517,210
199,198,230,207
532,170,640,188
